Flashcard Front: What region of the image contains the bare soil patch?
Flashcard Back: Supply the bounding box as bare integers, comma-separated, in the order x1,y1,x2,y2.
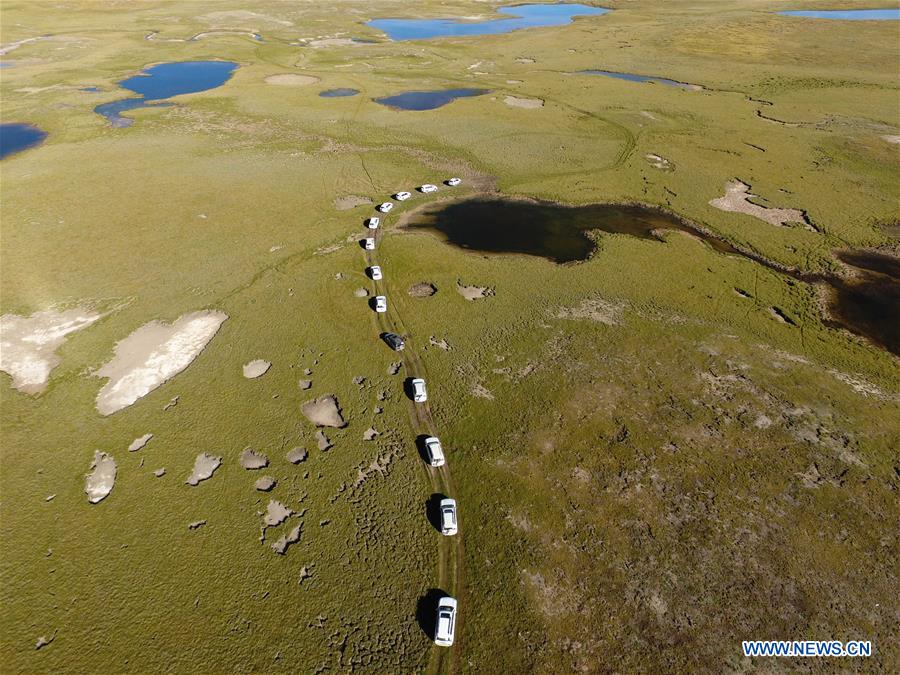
709,180,810,228
84,451,116,503
301,395,346,427
243,359,271,378
240,448,269,469
554,297,626,326
128,433,153,452
95,310,227,416
457,282,494,301
265,73,319,86
504,95,544,109
334,195,372,210
409,282,437,297
186,453,222,485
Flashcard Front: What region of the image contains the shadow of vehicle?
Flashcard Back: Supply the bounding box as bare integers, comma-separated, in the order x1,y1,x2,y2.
403,377,417,401
425,492,447,533
416,588,447,640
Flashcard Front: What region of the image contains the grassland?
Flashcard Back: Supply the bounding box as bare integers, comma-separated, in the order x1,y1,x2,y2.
1,1,898,672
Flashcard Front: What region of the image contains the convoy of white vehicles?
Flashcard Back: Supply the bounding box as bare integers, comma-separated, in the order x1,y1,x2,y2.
363,178,462,647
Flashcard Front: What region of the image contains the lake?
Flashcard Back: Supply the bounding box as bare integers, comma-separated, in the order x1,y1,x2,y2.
319,88,360,98
368,3,610,41
778,9,900,20
95,60,238,126
0,123,48,160
374,88,490,111
579,70,701,90
407,197,900,355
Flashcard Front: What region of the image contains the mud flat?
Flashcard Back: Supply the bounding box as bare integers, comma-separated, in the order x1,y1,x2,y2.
240,448,269,469
84,451,116,503
128,433,153,452
301,395,347,427
243,359,271,378
709,180,811,228
265,73,319,86
504,95,544,109
186,453,222,485
0,308,102,394
94,310,227,415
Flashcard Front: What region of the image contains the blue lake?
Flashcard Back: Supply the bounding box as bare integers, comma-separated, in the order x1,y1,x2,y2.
1,123,48,160
778,9,900,20
579,70,701,89
368,3,610,41
95,60,238,126
319,88,360,98
374,88,490,111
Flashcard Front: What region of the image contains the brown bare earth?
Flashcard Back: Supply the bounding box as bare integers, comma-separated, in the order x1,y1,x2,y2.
709,180,810,228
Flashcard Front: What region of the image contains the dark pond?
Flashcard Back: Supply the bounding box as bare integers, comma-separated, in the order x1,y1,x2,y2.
95,60,238,127
374,88,490,111
368,3,610,41
319,88,360,98
1,123,48,160
579,69,701,90
779,9,900,20
408,198,900,355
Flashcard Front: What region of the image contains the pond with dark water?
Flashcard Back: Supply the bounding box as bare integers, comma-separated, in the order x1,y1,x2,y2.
579,70,701,90
368,3,610,41
374,88,490,111
319,88,360,98
407,198,900,355
95,60,238,127
779,9,900,20
1,123,48,160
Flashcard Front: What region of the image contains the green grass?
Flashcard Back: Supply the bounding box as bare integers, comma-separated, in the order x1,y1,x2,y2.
2,0,898,672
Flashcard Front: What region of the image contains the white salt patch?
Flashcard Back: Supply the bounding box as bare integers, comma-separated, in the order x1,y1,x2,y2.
264,499,294,526
85,450,116,503
272,523,302,554
95,311,227,415
186,453,222,485
243,359,271,378
0,308,102,394
240,448,269,469
128,433,153,452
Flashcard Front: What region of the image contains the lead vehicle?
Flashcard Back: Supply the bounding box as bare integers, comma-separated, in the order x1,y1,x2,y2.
434,597,458,647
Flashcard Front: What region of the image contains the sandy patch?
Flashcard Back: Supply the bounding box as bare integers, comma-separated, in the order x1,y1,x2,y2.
243,359,271,378
354,288,369,298
429,336,451,351
315,430,332,451
186,453,222,485
265,73,319,86
334,195,372,210
286,447,308,464
409,282,437,297
472,382,495,400
264,499,294,527
272,523,302,554
301,395,346,427
255,476,276,491
709,180,810,228
240,448,269,469
95,311,227,416
0,308,102,394
85,451,116,503
128,433,153,452
308,38,356,48
457,282,494,301
645,153,673,170
881,135,900,144
555,297,626,326
363,427,379,441
299,379,313,390
515,57,535,64
504,95,543,109
188,519,206,530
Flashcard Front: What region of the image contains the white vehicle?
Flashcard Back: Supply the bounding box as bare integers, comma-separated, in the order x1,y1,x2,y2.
367,216,380,229
424,436,445,467
377,202,394,213
434,597,458,647
411,377,427,403
440,498,458,536
374,296,387,313
363,237,376,250
368,265,382,281
419,184,438,193
445,177,461,186
394,191,411,201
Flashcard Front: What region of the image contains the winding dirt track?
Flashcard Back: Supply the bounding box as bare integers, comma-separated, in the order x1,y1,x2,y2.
363,200,465,674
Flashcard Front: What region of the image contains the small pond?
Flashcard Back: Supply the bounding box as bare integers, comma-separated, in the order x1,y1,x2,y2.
1,123,48,160
95,60,238,127
579,70,701,90
408,197,900,355
374,88,490,111
368,3,610,41
319,88,360,98
778,9,900,20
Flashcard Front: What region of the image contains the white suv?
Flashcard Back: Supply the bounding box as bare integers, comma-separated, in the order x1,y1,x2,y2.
377,202,394,213
445,177,461,186
419,184,438,193
374,296,387,313
363,237,375,250
394,191,411,201
368,265,382,280
367,216,380,229
424,436,444,467
411,377,427,402
434,597,457,647
440,498,458,536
